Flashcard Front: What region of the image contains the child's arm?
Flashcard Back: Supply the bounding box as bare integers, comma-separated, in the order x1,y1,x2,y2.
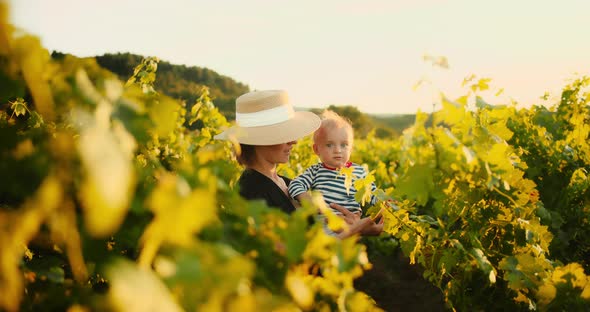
369,180,378,206
287,166,315,203
294,192,313,204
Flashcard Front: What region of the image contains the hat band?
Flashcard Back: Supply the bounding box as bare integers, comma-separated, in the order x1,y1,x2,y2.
236,105,294,127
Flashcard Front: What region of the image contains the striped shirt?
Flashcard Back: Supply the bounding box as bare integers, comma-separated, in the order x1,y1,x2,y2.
288,162,377,215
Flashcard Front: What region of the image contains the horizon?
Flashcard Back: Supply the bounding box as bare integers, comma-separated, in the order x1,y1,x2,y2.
52,49,420,117
9,0,590,115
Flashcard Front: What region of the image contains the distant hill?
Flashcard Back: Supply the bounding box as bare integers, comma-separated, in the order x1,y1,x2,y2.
51,51,416,137
371,114,418,135
310,105,419,138
52,52,250,119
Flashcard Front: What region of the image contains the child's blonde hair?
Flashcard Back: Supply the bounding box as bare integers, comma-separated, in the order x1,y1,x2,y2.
313,110,354,143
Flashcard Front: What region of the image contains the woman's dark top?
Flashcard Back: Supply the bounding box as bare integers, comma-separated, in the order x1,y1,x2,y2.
238,168,296,214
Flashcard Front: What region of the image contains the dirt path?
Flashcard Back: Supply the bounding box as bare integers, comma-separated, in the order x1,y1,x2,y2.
355,248,446,311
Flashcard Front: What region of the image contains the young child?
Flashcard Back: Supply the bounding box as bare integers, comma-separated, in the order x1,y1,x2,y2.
288,110,377,235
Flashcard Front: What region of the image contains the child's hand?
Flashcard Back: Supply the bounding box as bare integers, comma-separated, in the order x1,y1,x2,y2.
329,203,361,225
329,203,384,238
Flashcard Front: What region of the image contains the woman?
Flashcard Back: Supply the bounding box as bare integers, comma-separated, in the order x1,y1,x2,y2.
215,90,382,237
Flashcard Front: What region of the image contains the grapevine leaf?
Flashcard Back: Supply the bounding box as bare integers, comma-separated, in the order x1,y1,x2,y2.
78,105,137,237
9,98,28,117
106,259,183,312
396,165,434,206
339,166,355,195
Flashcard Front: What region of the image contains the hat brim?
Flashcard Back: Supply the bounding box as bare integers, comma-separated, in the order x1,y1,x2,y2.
214,111,321,145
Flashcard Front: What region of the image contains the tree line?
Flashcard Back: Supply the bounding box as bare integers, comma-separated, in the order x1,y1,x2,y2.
52,51,417,138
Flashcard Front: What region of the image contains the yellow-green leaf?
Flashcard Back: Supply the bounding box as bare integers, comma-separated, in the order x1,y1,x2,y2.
106,260,183,312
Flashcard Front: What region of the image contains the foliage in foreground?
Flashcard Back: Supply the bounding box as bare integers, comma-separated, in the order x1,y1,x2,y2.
0,7,379,312
1,3,590,311
353,77,590,310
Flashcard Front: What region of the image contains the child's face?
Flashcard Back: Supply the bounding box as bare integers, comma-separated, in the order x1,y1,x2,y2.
313,127,352,169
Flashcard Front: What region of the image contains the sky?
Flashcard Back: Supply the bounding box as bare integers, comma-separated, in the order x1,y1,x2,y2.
9,0,590,115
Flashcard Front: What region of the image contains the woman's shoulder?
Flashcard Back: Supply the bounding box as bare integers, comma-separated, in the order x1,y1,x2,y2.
238,169,268,195
239,169,296,214
240,168,258,178
239,168,259,183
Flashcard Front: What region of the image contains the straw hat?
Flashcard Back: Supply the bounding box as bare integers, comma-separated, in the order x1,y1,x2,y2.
215,90,321,145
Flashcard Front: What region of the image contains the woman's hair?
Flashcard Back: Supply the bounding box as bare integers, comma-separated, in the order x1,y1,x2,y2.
313,110,353,143
236,144,256,166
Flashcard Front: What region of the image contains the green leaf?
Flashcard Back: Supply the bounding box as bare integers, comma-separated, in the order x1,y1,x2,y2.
469,248,496,284
149,96,179,137
396,165,435,206
353,168,375,206
26,111,44,128
284,208,310,263
434,96,468,126
10,98,28,117
475,96,493,109
106,259,183,312
77,104,137,237
46,266,65,284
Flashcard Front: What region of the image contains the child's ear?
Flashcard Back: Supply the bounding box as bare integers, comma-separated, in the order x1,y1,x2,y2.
312,144,320,155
